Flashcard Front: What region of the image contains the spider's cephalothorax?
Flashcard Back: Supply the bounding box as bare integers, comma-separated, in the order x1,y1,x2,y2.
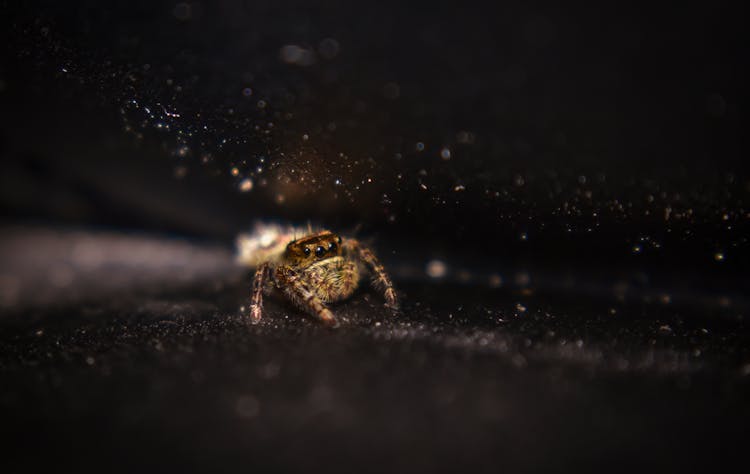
240,227,398,325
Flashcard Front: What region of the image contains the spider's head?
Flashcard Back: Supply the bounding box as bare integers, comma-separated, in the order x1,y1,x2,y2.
285,230,343,266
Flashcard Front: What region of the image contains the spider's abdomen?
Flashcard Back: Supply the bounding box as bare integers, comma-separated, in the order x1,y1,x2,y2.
302,256,360,303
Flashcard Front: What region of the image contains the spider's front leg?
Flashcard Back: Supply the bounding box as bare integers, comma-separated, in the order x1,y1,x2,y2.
344,238,400,313
275,267,337,325
248,262,271,322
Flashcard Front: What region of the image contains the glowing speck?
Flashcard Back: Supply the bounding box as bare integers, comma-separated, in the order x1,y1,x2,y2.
162,105,180,118
231,167,240,177
515,272,531,287
440,147,451,160
632,245,642,254
456,130,476,144
658,325,672,334
280,45,303,63
280,44,316,66
714,252,725,262
239,178,254,192
426,259,447,278
173,166,188,179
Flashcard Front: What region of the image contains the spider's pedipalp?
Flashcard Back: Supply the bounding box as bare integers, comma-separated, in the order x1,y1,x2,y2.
275,267,337,325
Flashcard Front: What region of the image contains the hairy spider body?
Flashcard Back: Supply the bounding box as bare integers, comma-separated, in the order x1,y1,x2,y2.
237,224,398,325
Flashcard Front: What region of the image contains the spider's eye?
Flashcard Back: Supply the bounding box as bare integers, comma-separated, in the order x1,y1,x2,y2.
303,247,311,256
337,236,342,244
328,242,337,252
315,245,326,257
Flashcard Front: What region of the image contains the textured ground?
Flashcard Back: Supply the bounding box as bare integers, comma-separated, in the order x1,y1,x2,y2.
1,228,748,472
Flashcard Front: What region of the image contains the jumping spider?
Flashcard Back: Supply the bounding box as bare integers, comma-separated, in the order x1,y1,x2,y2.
236,223,399,325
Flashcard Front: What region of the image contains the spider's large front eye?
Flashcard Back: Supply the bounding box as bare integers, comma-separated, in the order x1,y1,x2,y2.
315,245,326,257
303,247,311,256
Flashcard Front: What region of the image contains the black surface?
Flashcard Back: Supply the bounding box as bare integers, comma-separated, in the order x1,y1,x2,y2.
1,228,749,472
1,1,749,472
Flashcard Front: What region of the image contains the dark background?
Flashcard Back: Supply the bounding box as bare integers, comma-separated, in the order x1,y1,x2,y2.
1,1,748,472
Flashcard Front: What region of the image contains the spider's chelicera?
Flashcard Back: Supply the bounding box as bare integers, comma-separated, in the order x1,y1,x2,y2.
236,224,399,325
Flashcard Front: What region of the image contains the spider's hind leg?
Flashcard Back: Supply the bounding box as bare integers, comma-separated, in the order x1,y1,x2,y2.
344,238,399,313
248,262,271,322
